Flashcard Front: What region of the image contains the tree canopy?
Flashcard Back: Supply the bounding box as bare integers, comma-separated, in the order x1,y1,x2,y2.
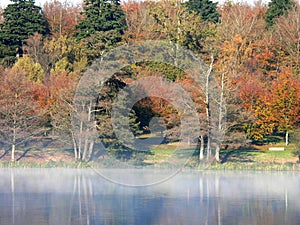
0,0,49,66
185,0,220,23
265,0,296,27
75,0,127,40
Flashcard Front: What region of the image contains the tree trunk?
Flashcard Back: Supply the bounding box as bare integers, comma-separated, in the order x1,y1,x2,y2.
215,144,220,162
206,137,211,161
82,138,89,161
71,130,78,161
11,125,16,162
199,135,204,160
205,55,214,160
285,131,289,146
88,140,94,160
11,144,15,162
77,120,83,161
215,72,226,163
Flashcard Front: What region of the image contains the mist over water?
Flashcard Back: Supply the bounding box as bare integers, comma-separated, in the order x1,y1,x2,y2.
0,169,299,225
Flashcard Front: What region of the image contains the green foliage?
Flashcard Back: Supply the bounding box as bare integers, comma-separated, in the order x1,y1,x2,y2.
75,0,127,40
148,1,207,54
44,35,88,74
96,76,142,160
185,0,220,23
79,30,124,63
74,0,127,63
265,0,296,27
0,0,49,66
133,61,184,81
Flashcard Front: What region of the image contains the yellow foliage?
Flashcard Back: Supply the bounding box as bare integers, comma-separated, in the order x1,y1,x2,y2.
12,56,44,82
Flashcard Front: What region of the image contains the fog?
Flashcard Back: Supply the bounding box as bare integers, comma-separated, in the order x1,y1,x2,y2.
0,169,299,225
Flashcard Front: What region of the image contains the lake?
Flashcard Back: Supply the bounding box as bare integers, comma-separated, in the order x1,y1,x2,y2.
0,168,299,225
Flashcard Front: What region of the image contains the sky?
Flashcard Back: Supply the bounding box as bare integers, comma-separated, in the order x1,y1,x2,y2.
0,0,272,8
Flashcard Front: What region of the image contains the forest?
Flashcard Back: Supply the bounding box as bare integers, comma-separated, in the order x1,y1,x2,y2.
0,0,299,165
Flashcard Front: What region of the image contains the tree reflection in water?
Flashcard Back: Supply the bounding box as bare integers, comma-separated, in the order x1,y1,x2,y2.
0,169,299,225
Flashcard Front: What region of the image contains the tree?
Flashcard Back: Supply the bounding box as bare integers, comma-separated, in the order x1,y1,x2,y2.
123,1,163,42
0,0,49,66
0,7,3,23
75,0,127,40
43,0,81,37
203,2,267,160
44,35,88,74
272,5,300,71
74,0,127,63
0,68,44,161
218,2,266,41
147,0,213,55
185,0,220,23
240,68,300,145
268,68,300,145
44,71,80,160
23,32,52,74
264,0,295,27
12,55,44,82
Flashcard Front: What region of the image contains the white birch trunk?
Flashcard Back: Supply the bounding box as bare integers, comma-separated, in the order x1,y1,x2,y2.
199,135,204,160
205,55,214,161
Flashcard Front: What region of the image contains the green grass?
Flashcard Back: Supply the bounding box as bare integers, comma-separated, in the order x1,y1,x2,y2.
205,162,300,171
0,160,93,168
145,141,195,163
1,137,299,170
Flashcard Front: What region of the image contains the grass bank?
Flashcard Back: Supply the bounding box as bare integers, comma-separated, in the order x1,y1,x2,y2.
0,141,299,170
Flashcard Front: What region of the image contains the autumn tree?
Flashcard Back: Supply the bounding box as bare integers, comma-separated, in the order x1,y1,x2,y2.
147,0,206,54
44,35,88,74
0,68,44,161
195,2,268,161
23,32,52,74
241,68,300,144
12,55,44,82
272,5,300,71
43,0,81,37
43,71,80,159
123,1,163,42
0,0,49,66
268,68,300,145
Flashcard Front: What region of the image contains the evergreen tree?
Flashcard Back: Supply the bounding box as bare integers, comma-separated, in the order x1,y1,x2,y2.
265,0,296,27
75,0,127,40
0,0,49,66
184,0,220,23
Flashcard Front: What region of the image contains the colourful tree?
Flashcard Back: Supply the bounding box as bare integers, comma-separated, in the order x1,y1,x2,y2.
240,68,300,144
0,68,44,161
123,1,162,42
43,71,80,159
43,0,81,37
12,55,44,82
44,35,88,74
268,68,300,145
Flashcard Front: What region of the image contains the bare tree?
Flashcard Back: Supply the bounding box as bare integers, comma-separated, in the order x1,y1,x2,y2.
273,5,300,69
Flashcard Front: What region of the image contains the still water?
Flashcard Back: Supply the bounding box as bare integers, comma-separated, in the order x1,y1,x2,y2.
0,168,299,225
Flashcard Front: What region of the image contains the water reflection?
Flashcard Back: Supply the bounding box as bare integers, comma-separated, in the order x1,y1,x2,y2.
0,169,299,225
